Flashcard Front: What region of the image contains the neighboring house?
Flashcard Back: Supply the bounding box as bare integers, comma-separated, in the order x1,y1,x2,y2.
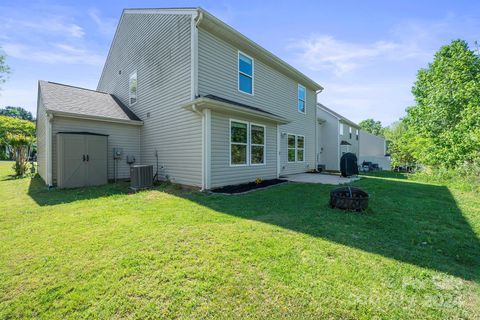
359,130,391,170
36,8,323,189
317,103,360,171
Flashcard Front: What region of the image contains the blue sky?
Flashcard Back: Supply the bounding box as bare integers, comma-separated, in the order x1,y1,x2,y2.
1,0,479,125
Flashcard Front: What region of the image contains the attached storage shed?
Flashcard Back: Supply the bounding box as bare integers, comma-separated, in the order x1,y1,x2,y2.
36,81,143,188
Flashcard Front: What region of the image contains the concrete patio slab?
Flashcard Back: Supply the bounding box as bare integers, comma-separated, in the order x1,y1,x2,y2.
282,173,360,185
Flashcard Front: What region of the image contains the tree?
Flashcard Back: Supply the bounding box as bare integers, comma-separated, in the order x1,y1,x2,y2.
0,48,10,89
0,106,33,121
407,39,480,168
359,118,384,136
0,116,35,174
383,120,418,168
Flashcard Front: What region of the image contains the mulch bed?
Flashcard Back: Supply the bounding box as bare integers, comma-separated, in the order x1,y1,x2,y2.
210,179,287,194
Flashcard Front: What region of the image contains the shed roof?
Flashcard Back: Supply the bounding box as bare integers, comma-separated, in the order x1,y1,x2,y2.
39,81,141,123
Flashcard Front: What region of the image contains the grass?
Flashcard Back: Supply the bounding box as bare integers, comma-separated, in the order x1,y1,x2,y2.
0,161,479,319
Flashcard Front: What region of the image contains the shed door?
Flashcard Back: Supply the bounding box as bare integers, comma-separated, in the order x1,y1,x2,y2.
59,134,87,188
85,135,108,186
57,133,108,188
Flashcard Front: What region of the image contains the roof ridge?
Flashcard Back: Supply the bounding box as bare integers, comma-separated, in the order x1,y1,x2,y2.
42,81,110,95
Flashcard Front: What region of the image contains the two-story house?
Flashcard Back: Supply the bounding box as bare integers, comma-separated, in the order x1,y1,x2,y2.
317,103,360,171
36,8,323,189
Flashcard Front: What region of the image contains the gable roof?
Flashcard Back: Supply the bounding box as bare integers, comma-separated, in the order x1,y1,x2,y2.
39,81,142,124
107,7,323,92
317,103,359,128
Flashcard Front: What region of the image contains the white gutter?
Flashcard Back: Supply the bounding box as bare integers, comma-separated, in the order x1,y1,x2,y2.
45,110,143,126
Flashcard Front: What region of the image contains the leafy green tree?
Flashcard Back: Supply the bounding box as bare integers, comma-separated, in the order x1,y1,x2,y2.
359,118,384,136
407,39,480,168
0,48,10,89
0,106,33,121
384,120,418,168
0,116,35,168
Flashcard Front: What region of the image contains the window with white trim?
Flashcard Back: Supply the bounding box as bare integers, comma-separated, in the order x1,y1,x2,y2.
129,70,137,106
298,84,306,113
238,52,253,94
356,129,359,140
339,123,344,135
287,134,305,162
250,124,265,165
349,126,352,139
230,120,265,166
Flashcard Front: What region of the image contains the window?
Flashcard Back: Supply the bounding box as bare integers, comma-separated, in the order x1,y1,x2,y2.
288,134,305,162
339,123,344,135
349,127,352,139
238,52,253,94
129,70,137,106
298,84,306,113
250,124,265,165
356,129,359,140
230,120,266,166
230,121,248,165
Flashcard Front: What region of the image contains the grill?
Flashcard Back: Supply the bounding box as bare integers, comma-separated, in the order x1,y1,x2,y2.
330,186,369,211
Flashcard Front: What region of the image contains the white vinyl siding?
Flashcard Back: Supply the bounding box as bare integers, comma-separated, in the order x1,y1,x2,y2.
51,116,141,183
97,13,202,187
211,112,276,188
198,28,316,175
35,96,47,182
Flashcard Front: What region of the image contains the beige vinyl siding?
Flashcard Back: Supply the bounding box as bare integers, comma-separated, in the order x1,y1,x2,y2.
97,12,202,187
198,29,317,176
36,96,47,182
210,111,277,188
317,108,340,171
339,122,360,158
51,116,141,183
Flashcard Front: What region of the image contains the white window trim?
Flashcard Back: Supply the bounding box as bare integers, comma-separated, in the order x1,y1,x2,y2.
349,126,352,139
129,70,137,106
297,84,306,114
339,123,344,135
356,129,359,140
229,119,249,167
238,51,254,96
250,122,266,166
287,133,305,163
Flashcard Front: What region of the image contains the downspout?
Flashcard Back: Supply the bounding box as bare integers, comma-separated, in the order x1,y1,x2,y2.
314,89,323,171
46,113,53,187
192,104,206,191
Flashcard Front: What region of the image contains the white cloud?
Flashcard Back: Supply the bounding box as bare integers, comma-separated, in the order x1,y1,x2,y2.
290,35,400,75
88,8,117,36
2,42,104,66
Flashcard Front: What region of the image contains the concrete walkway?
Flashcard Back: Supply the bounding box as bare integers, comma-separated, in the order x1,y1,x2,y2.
282,173,360,185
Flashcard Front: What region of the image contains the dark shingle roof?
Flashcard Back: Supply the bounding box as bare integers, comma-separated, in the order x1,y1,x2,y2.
39,81,141,121
202,94,284,119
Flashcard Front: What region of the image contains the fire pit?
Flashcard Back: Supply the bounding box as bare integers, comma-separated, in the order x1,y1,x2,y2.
330,186,369,211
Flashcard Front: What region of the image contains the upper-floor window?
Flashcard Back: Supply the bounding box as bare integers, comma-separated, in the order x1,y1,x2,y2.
298,84,306,113
356,129,359,140
129,70,137,106
238,52,253,95
339,123,344,135
349,127,352,139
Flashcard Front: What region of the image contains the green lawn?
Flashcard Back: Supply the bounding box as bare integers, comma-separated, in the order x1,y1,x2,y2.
0,161,479,319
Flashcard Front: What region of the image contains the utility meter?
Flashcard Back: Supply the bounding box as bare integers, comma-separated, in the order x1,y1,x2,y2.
113,148,123,159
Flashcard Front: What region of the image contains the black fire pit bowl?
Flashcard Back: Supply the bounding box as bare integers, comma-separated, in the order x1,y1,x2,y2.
330,186,369,211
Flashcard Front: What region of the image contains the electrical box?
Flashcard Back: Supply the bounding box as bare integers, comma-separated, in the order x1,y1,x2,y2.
126,155,136,165
113,148,123,159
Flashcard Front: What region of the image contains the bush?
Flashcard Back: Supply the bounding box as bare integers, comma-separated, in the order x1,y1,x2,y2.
411,162,480,192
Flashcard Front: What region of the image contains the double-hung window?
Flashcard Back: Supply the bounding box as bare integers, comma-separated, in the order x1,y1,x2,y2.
339,123,344,135
238,52,253,94
230,120,265,166
298,84,306,113
356,129,359,140
349,127,352,139
287,134,305,162
129,70,137,106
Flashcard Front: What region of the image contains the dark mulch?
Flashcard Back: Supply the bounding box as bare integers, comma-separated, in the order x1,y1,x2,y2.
211,179,287,194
